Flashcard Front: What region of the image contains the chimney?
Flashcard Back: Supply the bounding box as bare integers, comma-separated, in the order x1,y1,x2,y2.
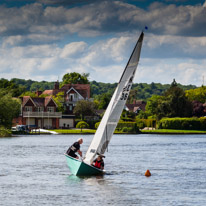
36,90,42,96
54,81,59,90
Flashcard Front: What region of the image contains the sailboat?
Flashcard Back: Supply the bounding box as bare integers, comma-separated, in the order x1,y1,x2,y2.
65,31,144,176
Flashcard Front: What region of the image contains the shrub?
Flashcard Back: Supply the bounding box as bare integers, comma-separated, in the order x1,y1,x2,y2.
136,119,156,129
76,121,89,129
0,126,11,137
87,120,99,129
121,127,128,132
95,122,100,129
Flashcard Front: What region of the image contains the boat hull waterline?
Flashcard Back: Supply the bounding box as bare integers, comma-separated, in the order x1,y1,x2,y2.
65,154,104,176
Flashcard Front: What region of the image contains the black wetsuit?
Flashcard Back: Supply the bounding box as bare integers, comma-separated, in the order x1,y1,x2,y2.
66,142,80,158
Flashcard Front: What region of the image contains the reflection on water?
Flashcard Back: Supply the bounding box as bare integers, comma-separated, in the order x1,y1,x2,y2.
67,174,82,183
0,134,206,206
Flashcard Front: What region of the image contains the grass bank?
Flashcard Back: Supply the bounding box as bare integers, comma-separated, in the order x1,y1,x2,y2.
141,129,206,134
46,128,206,135
51,129,139,134
52,129,96,134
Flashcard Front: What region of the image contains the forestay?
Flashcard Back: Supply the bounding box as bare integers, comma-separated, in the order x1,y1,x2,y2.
84,32,144,164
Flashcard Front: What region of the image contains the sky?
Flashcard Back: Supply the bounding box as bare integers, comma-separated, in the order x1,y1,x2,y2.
0,0,206,86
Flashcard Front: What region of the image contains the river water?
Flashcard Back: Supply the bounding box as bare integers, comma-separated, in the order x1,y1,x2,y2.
0,134,206,206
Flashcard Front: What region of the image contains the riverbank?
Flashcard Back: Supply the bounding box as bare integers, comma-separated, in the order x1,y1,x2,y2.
8,128,206,136
51,129,137,134
141,129,206,134
50,128,206,135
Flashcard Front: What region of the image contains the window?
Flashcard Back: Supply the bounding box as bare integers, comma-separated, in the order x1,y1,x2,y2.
69,94,74,101
47,107,54,112
69,105,73,111
36,107,44,112
25,106,32,112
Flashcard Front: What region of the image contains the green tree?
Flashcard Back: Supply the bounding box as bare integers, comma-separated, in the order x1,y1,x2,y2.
19,91,37,97
97,93,111,109
0,78,26,97
185,86,206,103
145,80,192,120
76,121,89,131
127,89,138,103
163,80,192,118
74,100,96,120
0,92,21,128
61,72,89,86
145,95,163,117
52,92,64,112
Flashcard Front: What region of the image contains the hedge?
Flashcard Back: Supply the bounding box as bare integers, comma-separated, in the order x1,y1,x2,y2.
158,117,206,130
136,119,156,129
116,122,139,133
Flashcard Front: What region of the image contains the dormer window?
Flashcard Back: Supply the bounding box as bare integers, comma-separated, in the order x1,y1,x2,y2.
25,106,32,112
47,107,54,112
69,94,74,101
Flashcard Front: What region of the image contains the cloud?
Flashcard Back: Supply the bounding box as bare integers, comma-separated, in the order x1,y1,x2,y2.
0,0,205,42
79,36,133,67
0,30,206,85
143,34,206,59
0,1,205,86
37,0,103,6
133,58,206,86
60,42,88,58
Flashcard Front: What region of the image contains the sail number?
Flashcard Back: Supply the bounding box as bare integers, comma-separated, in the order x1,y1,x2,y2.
120,84,131,100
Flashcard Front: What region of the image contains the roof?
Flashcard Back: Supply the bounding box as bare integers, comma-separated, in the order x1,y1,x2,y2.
42,89,60,96
43,83,90,99
22,96,58,107
61,84,90,99
22,96,31,107
126,100,146,112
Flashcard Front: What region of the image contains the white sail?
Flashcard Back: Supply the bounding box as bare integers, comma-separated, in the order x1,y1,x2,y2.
84,32,144,164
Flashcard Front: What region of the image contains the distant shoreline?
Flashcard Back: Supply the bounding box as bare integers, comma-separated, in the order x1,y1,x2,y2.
38,129,206,135
9,128,206,136
141,129,206,135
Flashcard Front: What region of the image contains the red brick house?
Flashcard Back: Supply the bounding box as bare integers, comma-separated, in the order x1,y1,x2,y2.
42,81,91,128
14,96,62,129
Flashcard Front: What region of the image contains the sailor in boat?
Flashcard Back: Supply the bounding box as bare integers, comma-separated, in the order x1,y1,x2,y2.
66,138,83,159
92,155,105,170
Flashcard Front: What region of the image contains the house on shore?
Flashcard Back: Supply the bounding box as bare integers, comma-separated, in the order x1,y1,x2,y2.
13,81,92,129
13,96,62,129
125,100,146,114
42,81,91,128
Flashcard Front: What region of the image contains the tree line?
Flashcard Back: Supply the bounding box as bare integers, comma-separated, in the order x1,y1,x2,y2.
1,72,205,132
0,74,196,100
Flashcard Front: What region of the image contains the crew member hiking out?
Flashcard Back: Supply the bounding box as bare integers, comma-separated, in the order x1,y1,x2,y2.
66,138,83,159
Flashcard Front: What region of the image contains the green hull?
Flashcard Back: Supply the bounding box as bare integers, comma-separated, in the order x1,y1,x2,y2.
65,154,104,176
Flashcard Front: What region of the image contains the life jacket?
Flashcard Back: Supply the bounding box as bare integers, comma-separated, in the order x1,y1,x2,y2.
94,160,102,169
